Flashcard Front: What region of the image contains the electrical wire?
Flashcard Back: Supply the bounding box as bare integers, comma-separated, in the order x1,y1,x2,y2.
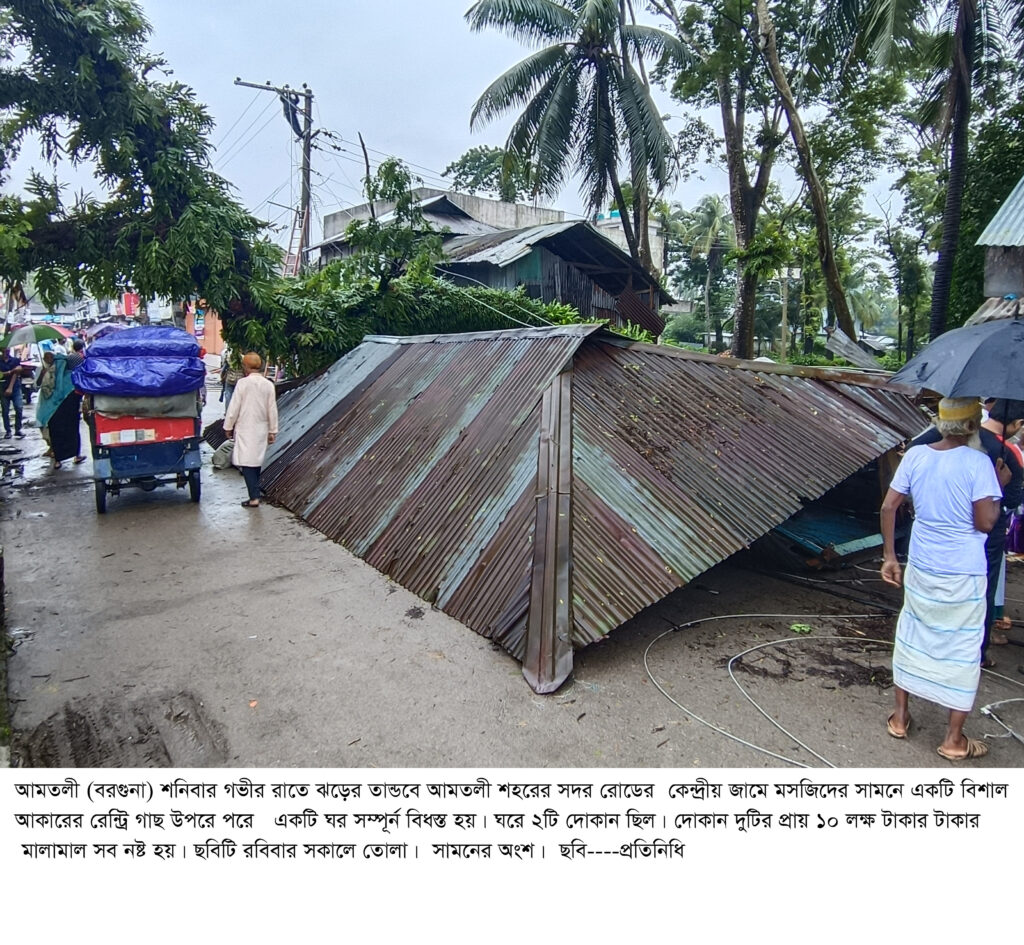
435,266,557,328
644,612,882,767
319,129,453,187
644,611,1024,767
214,90,262,150
726,634,893,768
215,96,276,164
217,109,280,170
439,282,550,330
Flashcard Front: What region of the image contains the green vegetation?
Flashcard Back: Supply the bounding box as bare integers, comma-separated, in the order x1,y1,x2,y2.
0,0,276,312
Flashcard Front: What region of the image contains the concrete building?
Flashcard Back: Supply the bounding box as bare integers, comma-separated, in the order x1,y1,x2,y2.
319,187,567,263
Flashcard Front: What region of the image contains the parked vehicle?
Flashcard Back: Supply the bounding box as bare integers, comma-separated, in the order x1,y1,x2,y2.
73,327,207,513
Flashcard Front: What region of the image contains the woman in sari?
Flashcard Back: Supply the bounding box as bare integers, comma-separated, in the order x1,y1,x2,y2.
35,351,86,469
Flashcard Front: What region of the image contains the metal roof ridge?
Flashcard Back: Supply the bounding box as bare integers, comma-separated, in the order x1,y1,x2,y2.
362,324,605,345
596,334,910,390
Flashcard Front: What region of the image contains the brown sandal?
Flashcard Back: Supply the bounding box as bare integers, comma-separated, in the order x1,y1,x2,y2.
937,737,989,761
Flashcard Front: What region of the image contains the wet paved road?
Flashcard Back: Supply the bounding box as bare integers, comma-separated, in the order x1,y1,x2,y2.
3,389,1023,768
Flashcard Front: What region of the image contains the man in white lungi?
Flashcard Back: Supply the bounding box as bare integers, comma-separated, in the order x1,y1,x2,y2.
223,352,278,509
880,397,1009,760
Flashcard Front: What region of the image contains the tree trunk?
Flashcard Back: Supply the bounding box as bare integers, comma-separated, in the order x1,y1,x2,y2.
755,0,857,342
929,16,974,340
733,269,758,358
704,265,713,350
779,268,789,361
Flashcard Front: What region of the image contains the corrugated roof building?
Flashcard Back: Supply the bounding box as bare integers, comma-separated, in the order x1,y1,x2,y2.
974,170,1024,307
441,222,668,335
262,326,926,693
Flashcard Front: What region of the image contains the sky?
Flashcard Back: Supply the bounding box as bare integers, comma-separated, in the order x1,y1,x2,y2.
133,0,729,246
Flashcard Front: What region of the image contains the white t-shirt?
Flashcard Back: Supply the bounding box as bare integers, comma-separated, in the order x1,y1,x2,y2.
891,444,1001,575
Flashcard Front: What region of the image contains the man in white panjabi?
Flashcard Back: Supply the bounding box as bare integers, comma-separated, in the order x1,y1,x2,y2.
223,352,278,508
880,397,1009,761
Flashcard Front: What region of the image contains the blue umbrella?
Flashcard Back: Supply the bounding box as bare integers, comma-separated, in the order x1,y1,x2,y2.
889,309,1024,399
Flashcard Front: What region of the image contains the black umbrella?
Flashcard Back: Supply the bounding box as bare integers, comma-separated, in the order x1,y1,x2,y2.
889,307,1024,399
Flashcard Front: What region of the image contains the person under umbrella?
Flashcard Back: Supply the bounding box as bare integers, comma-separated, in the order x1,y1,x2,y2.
0,347,26,439
880,397,1010,761
35,351,86,469
911,399,1024,668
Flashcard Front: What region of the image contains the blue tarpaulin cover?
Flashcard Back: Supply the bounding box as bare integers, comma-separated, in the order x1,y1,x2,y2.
73,326,206,396
86,325,199,358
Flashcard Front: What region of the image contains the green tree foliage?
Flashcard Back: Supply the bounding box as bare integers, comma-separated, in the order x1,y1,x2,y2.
650,0,789,358
222,156,589,375
948,101,1024,327
222,265,585,378
0,0,275,310
339,158,444,292
678,194,734,349
442,145,534,202
851,0,1024,338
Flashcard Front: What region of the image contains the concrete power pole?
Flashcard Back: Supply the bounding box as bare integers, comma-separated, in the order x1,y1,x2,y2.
233,77,316,269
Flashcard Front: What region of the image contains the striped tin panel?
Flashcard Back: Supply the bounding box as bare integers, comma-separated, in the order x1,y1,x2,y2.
264,327,926,690
977,173,1024,246
264,329,591,645
566,339,926,642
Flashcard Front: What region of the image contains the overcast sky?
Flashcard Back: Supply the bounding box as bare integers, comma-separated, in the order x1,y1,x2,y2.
135,0,729,245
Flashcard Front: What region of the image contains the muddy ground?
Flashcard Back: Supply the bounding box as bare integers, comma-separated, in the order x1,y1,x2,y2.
2,392,1023,769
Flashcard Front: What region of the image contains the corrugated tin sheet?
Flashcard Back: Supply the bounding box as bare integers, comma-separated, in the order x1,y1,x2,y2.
964,294,1023,325
977,172,1024,246
615,286,665,336
265,326,926,693
444,221,672,304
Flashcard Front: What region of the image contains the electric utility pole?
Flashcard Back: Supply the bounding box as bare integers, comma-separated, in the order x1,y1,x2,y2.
233,77,317,268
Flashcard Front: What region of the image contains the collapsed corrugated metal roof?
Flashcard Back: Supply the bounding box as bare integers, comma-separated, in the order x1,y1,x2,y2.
262,326,926,693
977,172,1024,247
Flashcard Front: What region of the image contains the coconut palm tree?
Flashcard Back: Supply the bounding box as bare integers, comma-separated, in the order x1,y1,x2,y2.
465,0,680,273
680,195,735,350
828,0,1021,338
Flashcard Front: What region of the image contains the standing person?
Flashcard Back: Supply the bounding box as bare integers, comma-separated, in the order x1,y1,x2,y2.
66,339,86,371
36,351,86,469
223,352,277,509
34,350,56,457
880,397,1009,761
0,347,26,439
220,348,243,413
913,398,1024,667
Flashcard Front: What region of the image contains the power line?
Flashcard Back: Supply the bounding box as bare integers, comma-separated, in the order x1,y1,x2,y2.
215,96,276,163
317,132,453,190
213,90,261,150
217,109,280,170
435,266,556,327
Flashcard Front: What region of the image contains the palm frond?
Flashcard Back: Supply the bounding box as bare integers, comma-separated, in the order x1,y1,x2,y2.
612,59,674,192
528,60,585,197
503,59,579,194
620,23,690,66
470,44,570,129
465,0,577,44
577,66,618,212
575,0,621,40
